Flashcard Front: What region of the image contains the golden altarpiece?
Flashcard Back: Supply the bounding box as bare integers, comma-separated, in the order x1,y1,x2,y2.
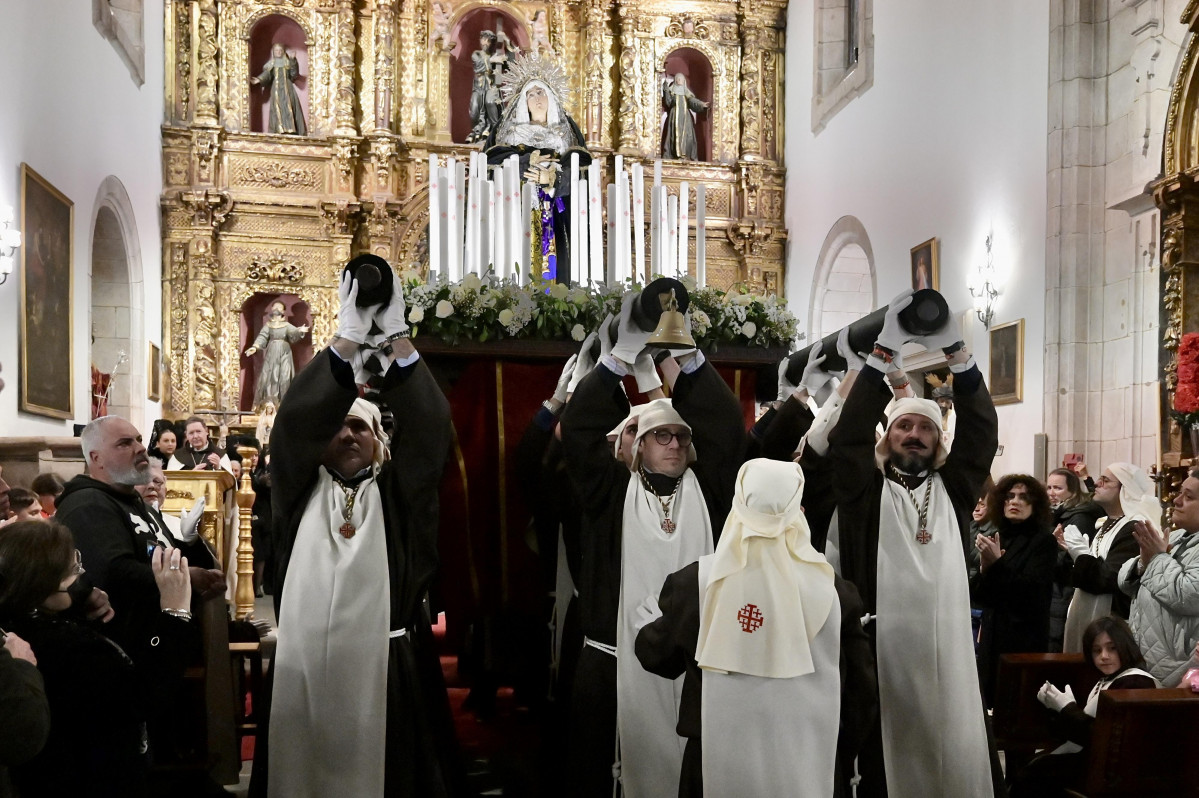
160,0,789,418
1154,1,1199,498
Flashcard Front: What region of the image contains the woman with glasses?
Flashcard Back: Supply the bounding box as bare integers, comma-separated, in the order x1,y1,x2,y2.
0,520,194,797
970,474,1059,707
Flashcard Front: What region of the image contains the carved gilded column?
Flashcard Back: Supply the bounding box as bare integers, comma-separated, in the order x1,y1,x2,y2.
738,17,762,161
189,240,220,410
194,0,219,126
333,0,359,137
427,42,453,144
616,5,642,155
168,0,192,123
583,0,607,146
374,0,396,132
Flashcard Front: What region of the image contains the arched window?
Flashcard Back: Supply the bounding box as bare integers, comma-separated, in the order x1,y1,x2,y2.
809,216,876,341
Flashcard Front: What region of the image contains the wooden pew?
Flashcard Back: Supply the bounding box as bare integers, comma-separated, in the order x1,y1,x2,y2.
994,653,1199,797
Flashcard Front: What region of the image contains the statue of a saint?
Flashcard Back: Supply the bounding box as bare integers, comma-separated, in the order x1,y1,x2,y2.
528,9,553,56
243,301,309,410
467,31,502,143
251,43,307,136
486,53,591,284
661,73,708,161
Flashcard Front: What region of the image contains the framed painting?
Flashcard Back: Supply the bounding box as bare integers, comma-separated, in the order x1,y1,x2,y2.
148,342,162,401
989,318,1024,405
910,237,939,291
20,164,74,419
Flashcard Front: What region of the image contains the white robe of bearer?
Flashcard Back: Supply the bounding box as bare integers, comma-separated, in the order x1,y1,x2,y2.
875,475,991,798
268,468,391,798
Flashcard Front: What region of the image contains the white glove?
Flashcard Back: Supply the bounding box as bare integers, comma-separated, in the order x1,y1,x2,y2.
597,314,616,361
632,351,662,393
374,273,409,338
876,289,916,353
777,355,799,401
799,341,833,396
553,354,578,404
916,314,964,353
634,594,663,630
1036,681,1077,713
179,495,207,544
1063,524,1090,561
611,294,653,364
568,332,598,393
336,271,374,345
837,327,866,372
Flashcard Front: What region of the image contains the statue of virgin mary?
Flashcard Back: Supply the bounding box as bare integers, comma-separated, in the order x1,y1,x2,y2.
485,53,591,284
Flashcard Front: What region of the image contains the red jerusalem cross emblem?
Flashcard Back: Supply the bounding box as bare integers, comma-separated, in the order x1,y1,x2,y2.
737,603,764,634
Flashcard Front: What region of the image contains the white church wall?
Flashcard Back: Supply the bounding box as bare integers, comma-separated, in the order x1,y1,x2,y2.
783,1,1050,476
0,1,164,438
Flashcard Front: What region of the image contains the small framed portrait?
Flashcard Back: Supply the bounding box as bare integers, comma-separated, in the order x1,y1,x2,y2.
910,237,939,291
148,342,162,402
988,319,1024,405
20,164,74,419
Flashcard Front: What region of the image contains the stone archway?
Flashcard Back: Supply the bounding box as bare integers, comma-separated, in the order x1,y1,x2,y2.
89,176,144,428
809,215,876,341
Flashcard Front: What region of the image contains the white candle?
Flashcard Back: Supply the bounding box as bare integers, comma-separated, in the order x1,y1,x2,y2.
696,183,706,288
606,186,616,285
428,155,440,284
677,181,689,279
464,159,478,274
570,153,579,286
491,167,504,277
615,153,623,180
505,156,519,280
446,157,462,282
632,162,645,283
655,185,669,278
483,176,494,274
653,159,662,186
577,178,590,288
616,169,630,284
522,181,535,284
666,193,679,280
588,165,602,286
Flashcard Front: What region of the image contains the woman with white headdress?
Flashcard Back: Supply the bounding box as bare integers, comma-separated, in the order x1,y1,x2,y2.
486,53,592,284
635,459,877,798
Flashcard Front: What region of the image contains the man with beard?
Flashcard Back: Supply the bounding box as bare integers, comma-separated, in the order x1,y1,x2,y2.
56,417,225,658
250,272,461,798
176,416,233,472
828,290,1002,798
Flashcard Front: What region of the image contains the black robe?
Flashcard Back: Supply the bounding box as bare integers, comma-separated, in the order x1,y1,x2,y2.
249,349,463,798
634,562,878,798
1053,518,1140,621
827,362,1004,797
559,359,744,798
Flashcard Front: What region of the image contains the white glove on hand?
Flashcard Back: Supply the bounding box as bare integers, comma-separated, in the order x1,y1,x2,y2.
837,327,866,372
611,294,653,364
632,351,662,393
777,355,799,401
876,289,916,353
916,314,964,353
634,594,663,631
568,332,598,393
799,341,833,396
553,354,578,404
1063,524,1090,561
597,314,616,361
1036,681,1077,713
374,275,409,338
336,271,374,345
179,495,207,544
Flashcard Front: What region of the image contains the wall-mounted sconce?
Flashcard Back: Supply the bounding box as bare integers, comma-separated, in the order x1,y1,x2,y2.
969,234,999,328
0,205,22,286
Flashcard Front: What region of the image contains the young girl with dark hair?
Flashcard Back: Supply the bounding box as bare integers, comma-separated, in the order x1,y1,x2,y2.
1011,615,1157,797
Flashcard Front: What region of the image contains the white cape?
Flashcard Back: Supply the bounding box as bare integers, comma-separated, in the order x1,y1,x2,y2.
876,476,992,798
268,468,392,798
617,469,713,798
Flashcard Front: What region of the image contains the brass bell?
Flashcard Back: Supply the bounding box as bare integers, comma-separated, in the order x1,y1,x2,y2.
647,288,696,350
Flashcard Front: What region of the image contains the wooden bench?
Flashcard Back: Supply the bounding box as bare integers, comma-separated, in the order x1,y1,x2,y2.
994,653,1199,797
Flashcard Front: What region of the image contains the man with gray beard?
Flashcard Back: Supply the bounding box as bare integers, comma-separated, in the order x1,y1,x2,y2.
56,416,225,659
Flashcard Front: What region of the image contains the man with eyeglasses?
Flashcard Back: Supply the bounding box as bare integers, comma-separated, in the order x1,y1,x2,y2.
560,294,744,798
1054,462,1159,653
827,290,1002,798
